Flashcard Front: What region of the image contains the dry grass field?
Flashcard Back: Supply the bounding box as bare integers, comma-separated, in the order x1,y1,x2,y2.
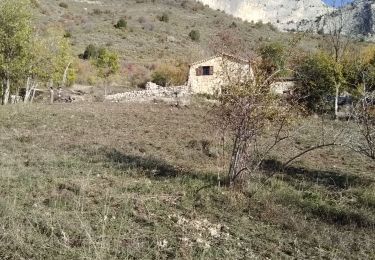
0,101,374,259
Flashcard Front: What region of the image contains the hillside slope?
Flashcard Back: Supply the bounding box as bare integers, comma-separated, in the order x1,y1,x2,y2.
34,0,322,63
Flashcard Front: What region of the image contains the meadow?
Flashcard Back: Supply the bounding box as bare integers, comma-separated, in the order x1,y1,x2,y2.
0,101,373,259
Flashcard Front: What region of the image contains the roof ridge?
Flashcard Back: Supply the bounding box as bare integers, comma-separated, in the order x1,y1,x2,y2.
190,53,248,66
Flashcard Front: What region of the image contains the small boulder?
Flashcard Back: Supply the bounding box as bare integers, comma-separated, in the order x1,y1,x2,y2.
145,82,160,90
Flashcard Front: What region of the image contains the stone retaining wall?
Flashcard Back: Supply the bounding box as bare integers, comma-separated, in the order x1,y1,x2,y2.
104,83,190,103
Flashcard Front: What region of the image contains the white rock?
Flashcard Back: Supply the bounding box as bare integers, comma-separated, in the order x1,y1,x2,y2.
196,0,332,31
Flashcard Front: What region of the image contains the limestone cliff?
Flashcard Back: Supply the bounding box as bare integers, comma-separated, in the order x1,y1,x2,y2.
197,0,375,40
298,0,375,40
197,0,333,31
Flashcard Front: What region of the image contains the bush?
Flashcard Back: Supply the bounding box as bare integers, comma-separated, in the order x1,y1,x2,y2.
295,52,342,113
66,65,77,87
94,48,120,78
229,22,237,28
30,0,40,8
114,18,127,29
127,64,151,88
254,20,264,29
91,9,112,15
258,42,286,74
267,22,278,32
189,30,200,41
138,16,146,24
151,71,168,87
59,2,68,8
151,62,189,87
158,13,169,22
64,31,72,38
92,8,103,15
75,60,97,85
82,44,99,60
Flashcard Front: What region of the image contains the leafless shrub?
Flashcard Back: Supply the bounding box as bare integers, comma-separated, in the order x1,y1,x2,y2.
216,55,294,186
349,96,375,160
212,33,341,187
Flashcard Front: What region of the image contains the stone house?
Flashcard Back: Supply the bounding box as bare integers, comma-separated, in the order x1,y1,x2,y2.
270,77,296,95
187,54,252,95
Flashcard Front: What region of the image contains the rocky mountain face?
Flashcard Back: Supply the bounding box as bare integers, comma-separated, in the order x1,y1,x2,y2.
298,0,375,40
197,0,333,31
197,0,375,40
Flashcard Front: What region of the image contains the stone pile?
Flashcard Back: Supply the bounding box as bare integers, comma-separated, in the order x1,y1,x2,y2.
104,82,190,103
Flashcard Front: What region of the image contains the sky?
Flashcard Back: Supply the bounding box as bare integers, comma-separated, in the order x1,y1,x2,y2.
323,0,353,7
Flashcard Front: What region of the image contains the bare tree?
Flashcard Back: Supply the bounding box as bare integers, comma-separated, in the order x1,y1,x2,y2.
346,63,375,160
217,55,288,185
212,33,343,187
351,98,375,160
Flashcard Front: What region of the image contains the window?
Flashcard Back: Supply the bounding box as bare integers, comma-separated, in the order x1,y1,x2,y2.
202,66,212,75
196,66,213,76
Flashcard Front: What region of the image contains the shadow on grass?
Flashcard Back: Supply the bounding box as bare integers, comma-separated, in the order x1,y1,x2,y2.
103,148,218,185
262,159,374,190
262,159,375,228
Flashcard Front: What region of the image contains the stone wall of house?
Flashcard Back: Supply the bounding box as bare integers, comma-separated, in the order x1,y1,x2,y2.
188,55,251,95
104,82,190,103
270,81,295,95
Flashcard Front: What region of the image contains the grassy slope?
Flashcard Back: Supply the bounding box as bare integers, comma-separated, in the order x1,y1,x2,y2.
35,0,322,63
33,0,331,87
0,102,374,259
34,0,372,88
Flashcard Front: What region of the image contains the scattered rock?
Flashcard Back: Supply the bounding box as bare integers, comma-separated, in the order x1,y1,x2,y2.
201,140,219,158
145,81,160,90
157,239,168,248
166,35,177,42
104,84,190,103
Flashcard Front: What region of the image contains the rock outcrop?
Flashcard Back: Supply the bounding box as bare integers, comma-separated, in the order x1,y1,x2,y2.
197,0,375,40
298,0,375,40
197,0,333,31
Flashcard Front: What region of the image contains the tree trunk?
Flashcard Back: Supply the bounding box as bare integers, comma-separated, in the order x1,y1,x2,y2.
24,77,31,103
1,80,3,101
30,86,36,103
2,78,10,105
228,135,246,186
50,87,54,104
62,62,71,88
335,83,339,120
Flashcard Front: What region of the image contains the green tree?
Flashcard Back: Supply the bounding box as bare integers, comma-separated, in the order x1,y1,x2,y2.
342,47,375,96
295,52,343,113
258,42,286,75
34,29,75,84
93,48,119,92
24,28,75,102
0,0,32,104
94,48,119,78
